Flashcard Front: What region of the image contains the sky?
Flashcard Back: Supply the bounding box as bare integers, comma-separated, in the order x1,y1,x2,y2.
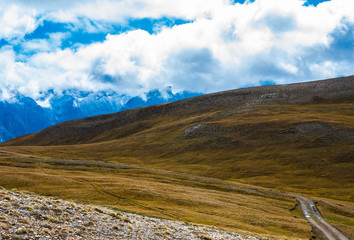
0,0,353,100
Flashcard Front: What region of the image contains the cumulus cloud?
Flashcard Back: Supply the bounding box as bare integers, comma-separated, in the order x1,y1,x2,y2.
12,0,225,22
21,32,70,53
0,0,353,100
0,3,39,41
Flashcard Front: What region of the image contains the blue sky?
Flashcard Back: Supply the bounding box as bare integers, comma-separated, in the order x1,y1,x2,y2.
0,0,353,100
22,17,191,49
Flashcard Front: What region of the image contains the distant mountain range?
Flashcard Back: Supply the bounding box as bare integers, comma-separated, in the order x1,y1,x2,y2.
0,88,201,143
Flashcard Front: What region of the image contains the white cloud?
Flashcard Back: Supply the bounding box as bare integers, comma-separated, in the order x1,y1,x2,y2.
21,32,69,53
0,4,39,41
5,0,226,26
0,0,353,100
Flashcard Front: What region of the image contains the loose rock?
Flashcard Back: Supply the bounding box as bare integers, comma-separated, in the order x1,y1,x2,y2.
0,188,259,240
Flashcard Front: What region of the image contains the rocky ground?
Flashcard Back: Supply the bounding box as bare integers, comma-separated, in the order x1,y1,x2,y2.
0,187,259,239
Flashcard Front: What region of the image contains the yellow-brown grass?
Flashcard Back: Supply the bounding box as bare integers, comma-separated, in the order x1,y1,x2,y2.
3,103,353,199
0,154,310,239
1,100,353,237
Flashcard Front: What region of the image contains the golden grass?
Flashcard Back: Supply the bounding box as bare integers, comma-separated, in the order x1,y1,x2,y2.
1,103,353,238
4,103,352,198
0,156,310,239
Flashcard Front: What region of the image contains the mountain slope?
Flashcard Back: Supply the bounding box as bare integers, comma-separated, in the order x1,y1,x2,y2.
0,89,200,143
5,75,353,146
1,76,354,238
2,76,353,200
0,95,52,142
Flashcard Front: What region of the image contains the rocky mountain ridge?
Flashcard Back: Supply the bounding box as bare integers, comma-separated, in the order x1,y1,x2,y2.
0,88,200,143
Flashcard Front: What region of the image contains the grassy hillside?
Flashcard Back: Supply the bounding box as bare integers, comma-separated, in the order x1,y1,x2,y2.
4,75,353,146
0,151,312,239
4,102,353,198
1,76,353,238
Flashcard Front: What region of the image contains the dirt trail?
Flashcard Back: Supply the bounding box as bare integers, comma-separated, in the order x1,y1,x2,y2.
294,195,349,240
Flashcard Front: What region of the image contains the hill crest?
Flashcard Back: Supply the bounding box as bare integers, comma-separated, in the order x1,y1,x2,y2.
3,75,354,146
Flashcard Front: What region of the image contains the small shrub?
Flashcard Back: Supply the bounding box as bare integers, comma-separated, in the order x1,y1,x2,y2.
53,207,63,214
15,227,28,235
32,211,41,217
201,235,213,240
42,224,52,230
61,227,71,232
41,228,50,235
110,212,122,220
85,221,94,226
94,207,104,213
84,206,92,211
3,195,11,201
48,216,59,223
19,218,30,225
25,206,34,212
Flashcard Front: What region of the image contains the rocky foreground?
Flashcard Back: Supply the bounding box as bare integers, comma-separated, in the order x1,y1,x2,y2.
0,187,259,240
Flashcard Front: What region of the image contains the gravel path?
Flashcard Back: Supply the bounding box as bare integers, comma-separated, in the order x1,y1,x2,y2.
294,195,349,240
0,187,259,240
